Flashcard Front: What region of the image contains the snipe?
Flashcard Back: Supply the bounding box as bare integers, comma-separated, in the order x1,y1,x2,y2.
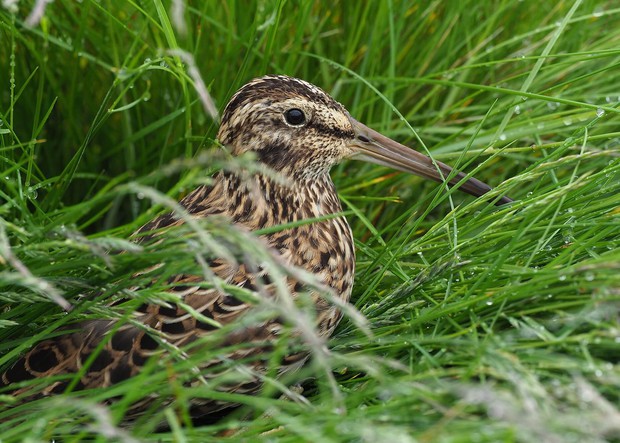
1,75,511,422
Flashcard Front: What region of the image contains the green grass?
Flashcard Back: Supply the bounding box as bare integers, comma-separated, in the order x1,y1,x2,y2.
1,0,620,441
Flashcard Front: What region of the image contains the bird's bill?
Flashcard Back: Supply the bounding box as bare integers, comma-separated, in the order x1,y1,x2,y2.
347,117,512,205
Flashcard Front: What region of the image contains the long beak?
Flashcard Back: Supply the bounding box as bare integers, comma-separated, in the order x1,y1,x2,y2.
347,117,512,205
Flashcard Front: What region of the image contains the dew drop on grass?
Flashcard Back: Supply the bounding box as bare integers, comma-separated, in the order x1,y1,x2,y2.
514,105,521,114
596,108,605,117
442,70,455,80
584,272,595,281
486,300,493,306
558,274,567,281
563,118,572,126
116,68,129,80
137,192,145,200
499,134,507,141
526,192,533,197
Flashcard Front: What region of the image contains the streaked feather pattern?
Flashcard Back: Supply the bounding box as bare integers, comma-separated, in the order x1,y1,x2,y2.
1,76,355,421
1,74,508,424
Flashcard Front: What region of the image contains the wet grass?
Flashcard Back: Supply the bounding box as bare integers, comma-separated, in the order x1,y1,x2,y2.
1,1,620,441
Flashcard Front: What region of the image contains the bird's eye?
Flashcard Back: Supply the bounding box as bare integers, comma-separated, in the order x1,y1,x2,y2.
284,108,306,126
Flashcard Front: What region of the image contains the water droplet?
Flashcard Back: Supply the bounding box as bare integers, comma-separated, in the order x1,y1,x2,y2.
499,134,507,141
486,300,493,306
566,207,574,214
546,101,559,110
144,57,152,64
558,274,567,281
596,108,605,117
137,192,145,200
593,9,603,18
116,68,131,80
514,105,521,114
563,118,572,126
584,272,595,282
442,70,455,80
526,191,533,197
142,92,151,102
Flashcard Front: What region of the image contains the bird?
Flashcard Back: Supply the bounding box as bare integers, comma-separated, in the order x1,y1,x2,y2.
0,75,511,423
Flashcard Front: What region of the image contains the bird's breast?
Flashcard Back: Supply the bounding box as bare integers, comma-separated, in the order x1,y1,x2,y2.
181,171,355,302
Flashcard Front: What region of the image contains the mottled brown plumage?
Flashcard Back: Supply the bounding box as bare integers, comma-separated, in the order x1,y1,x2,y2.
1,75,510,423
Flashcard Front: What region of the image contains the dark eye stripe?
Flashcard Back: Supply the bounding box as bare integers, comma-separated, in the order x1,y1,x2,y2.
309,122,355,139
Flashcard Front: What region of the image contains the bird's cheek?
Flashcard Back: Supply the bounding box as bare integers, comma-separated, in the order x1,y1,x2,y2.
340,143,357,160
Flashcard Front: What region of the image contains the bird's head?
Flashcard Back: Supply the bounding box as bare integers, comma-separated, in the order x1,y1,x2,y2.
217,75,511,205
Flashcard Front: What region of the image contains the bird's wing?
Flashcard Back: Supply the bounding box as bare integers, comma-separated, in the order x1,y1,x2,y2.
0,185,299,404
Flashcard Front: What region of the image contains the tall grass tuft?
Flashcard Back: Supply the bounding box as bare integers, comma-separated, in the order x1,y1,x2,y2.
1,1,619,441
